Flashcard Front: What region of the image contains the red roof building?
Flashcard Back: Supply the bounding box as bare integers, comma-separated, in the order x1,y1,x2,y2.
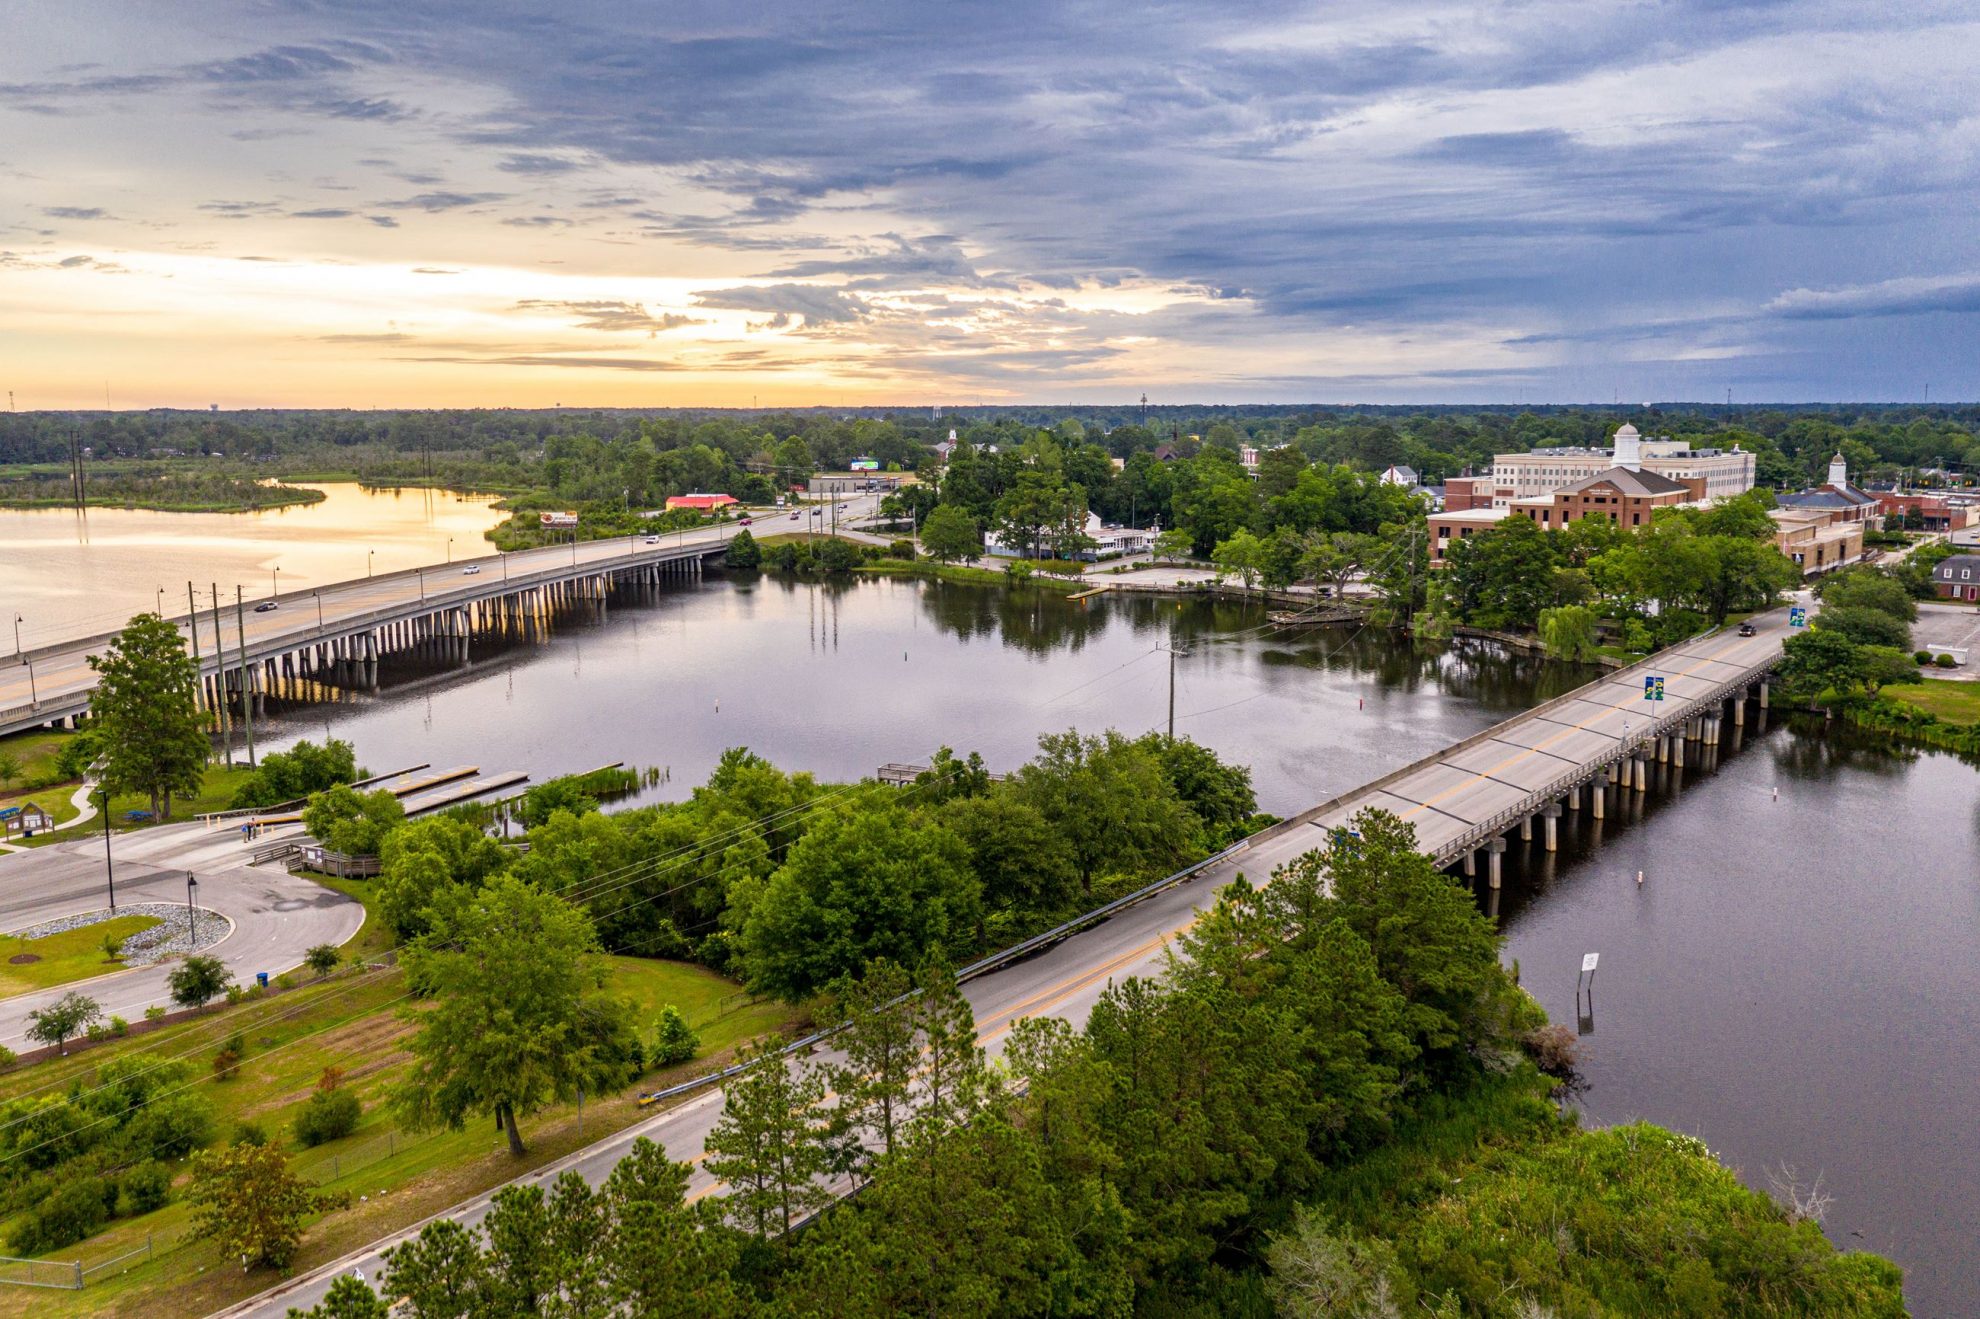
664,492,739,512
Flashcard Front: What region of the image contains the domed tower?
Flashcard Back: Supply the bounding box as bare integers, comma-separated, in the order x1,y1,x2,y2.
1613,423,1642,471
1828,452,1849,488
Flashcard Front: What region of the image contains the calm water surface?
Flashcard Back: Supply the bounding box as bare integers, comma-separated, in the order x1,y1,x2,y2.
0,483,503,647
226,573,1977,1313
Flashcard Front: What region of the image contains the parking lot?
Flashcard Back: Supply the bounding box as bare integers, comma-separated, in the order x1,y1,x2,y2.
1913,602,1980,676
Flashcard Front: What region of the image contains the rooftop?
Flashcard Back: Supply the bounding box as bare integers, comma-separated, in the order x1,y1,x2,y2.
1558,466,1691,497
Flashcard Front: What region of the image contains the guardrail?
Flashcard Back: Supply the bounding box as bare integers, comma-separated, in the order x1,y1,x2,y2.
630,838,1255,1110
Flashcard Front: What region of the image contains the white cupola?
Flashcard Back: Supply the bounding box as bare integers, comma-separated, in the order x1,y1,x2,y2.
1828,452,1848,488
1613,423,1642,471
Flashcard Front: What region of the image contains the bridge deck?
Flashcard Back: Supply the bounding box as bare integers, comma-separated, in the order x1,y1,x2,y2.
1271,605,1797,865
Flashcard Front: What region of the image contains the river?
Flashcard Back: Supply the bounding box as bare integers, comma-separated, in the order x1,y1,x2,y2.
14,513,1976,1313
0,483,504,649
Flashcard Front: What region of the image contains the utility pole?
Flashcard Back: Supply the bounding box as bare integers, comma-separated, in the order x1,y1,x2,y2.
184,582,203,712
1164,644,1188,739
210,584,233,765
233,586,256,768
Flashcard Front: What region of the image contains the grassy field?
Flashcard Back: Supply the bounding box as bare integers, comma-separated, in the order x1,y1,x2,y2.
0,909,793,1319
0,915,162,998
1886,677,1980,727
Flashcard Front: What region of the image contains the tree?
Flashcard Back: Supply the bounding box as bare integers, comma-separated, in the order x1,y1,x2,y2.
653,1005,700,1065
1014,730,1197,895
737,801,980,1001
228,738,359,810
1819,604,1911,651
919,503,980,564
87,613,207,821
379,1217,488,1316
0,752,21,793
993,470,1070,559
26,991,100,1055
284,1272,390,1318
393,876,640,1157
1212,528,1266,589
376,815,509,940
1153,527,1194,564
1442,518,1563,631
169,955,231,1011
703,1037,834,1242
301,785,404,856
1779,628,1866,703
826,958,920,1164
601,1137,741,1317
1136,733,1258,845
943,790,1080,916
187,1140,344,1270
1299,530,1374,598
723,527,761,569
303,944,341,979
1816,568,1917,622
1538,605,1600,662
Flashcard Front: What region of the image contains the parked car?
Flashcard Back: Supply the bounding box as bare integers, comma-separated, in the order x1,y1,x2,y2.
254,601,278,613
462,565,481,575
1737,621,1756,636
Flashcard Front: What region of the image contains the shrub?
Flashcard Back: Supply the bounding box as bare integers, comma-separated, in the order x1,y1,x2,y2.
653,1005,700,1066
0,1045,14,1069
212,1048,241,1080
7,1176,115,1254
108,1016,129,1038
101,930,126,961
233,1121,269,1147
117,1161,174,1216
1915,650,1934,665
144,1005,166,1022
292,1088,362,1148
1520,1024,1581,1078
168,955,231,1010
85,1021,112,1042
274,973,296,991
1936,653,1957,668
120,1093,214,1159
885,538,917,560
303,944,342,979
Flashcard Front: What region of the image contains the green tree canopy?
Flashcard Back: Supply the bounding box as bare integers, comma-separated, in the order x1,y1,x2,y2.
88,613,207,820
918,502,980,564
393,876,641,1156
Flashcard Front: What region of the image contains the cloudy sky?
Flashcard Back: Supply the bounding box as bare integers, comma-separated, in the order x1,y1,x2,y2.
4,1,1978,408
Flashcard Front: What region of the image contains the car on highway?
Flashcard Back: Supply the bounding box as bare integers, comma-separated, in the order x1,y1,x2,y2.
1737,621,1756,636
789,512,800,520
461,564,481,575
739,517,752,525
254,601,278,613
643,535,659,544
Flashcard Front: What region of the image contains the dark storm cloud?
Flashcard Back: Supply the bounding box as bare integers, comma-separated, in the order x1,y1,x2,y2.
13,0,1980,395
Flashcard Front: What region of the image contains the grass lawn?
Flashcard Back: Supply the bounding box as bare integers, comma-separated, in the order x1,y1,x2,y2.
0,727,77,788
0,915,162,998
0,936,794,1319
1886,677,1980,727
7,762,261,851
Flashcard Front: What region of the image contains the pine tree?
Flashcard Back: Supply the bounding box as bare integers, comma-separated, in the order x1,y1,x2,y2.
703,1037,834,1243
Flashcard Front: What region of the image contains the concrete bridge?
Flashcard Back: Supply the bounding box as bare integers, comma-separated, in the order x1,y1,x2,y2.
1260,605,1797,887
0,525,743,738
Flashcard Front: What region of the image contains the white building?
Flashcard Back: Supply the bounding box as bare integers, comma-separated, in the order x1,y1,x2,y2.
1487,424,1755,508
985,512,1155,561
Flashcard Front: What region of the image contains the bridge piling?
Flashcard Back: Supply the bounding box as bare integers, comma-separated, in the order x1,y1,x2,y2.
1519,814,1532,842
1486,837,1507,889
1541,802,1562,851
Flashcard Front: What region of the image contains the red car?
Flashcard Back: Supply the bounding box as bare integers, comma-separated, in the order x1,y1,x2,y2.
739,517,752,526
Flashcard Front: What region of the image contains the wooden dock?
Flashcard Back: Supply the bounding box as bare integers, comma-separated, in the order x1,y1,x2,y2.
399,771,531,816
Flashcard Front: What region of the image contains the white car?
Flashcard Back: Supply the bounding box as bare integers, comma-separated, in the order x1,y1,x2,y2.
643,536,660,544
462,565,481,575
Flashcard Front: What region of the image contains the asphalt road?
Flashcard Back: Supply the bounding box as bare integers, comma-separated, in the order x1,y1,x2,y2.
220,603,1801,1317
0,494,884,731
0,822,363,1050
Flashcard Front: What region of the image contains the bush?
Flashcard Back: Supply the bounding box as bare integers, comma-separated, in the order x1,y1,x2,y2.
144,1005,166,1023
233,1121,269,1147
7,1176,115,1254
292,1088,362,1148
0,1045,14,1069
108,1015,129,1038
84,1021,112,1042
1915,650,1933,664
885,538,917,560
121,1093,214,1159
212,1047,242,1080
1936,653,1957,668
117,1161,174,1216
168,955,232,1010
1520,1024,1581,1078
653,1005,700,1066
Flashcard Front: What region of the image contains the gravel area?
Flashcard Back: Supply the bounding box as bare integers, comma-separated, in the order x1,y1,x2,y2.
9,902,233,964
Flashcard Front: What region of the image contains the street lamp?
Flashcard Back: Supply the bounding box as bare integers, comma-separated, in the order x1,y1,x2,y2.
367,550,375,578
11,612,21,661
185,872,199,941
446,537,453,564
98,787,115,911
271,566,280,599
155,587,165,616
24,658,36,707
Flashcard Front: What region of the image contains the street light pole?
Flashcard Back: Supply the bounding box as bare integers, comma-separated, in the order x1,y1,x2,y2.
12,612,21,661
271,566,280,599
155,587,165,616
24,659,36,707
446,537,453,564
185,872,198,941
99,788,114,911
368,550,375,578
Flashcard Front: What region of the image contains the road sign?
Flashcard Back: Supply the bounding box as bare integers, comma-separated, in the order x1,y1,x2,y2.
1789,605,1807,628
1581,953,1599,974
1643,675,1665,701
